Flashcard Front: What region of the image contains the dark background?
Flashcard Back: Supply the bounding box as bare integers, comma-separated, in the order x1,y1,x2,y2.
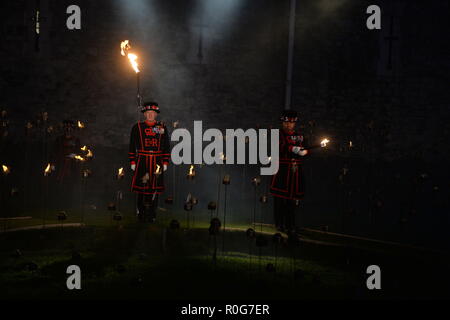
0,0,449,249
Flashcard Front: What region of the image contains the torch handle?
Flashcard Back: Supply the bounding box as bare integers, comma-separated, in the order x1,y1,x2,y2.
136,73,142,108
302,144,323,150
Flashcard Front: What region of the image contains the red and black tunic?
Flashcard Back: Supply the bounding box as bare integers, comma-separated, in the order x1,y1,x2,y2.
270,129,309,200
129,120,170,195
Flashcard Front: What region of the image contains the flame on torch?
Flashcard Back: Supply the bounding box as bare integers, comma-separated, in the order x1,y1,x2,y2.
121,40,140,73
86,149,93,158
78,121,85,129
81,146,87,151
120,40,130,56
155,164,161,175
74,155,85,161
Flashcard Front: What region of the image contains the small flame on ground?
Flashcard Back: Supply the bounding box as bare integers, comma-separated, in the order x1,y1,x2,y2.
2,165,10,174
321,138,330,147
44,163,51,176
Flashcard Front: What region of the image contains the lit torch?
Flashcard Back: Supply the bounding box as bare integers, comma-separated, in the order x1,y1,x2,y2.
155,164,162,176
77,121,85,129
305,138,331,151
121,40,141,108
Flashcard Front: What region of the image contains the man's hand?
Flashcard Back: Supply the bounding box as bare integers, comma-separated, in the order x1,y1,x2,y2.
163,164,168,172
292,146,308,156
131,164,136,171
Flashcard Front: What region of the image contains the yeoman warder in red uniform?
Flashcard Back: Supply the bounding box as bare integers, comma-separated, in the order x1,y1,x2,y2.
270,110,309,234
129,101,170,223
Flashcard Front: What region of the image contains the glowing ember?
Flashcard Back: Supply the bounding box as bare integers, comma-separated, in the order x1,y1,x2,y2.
252,176,261,186
82,169,92,178
321,138,330,147
223,174,231,185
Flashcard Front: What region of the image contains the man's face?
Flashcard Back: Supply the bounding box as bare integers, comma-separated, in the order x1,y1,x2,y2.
144,110,158,121
282,121,296,132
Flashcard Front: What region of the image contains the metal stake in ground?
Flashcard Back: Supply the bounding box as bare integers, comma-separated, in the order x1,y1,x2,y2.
221,174,230,254
251,177,261,229
1,164,11,231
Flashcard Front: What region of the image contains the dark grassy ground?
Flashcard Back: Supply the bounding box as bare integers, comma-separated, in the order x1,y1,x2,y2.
1,209,449,300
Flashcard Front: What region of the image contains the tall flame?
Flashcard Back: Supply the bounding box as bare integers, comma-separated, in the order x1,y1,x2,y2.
121,40,140,73
118,167,124,176
155,164,161,175
188,165,194,176
127,53,139,73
